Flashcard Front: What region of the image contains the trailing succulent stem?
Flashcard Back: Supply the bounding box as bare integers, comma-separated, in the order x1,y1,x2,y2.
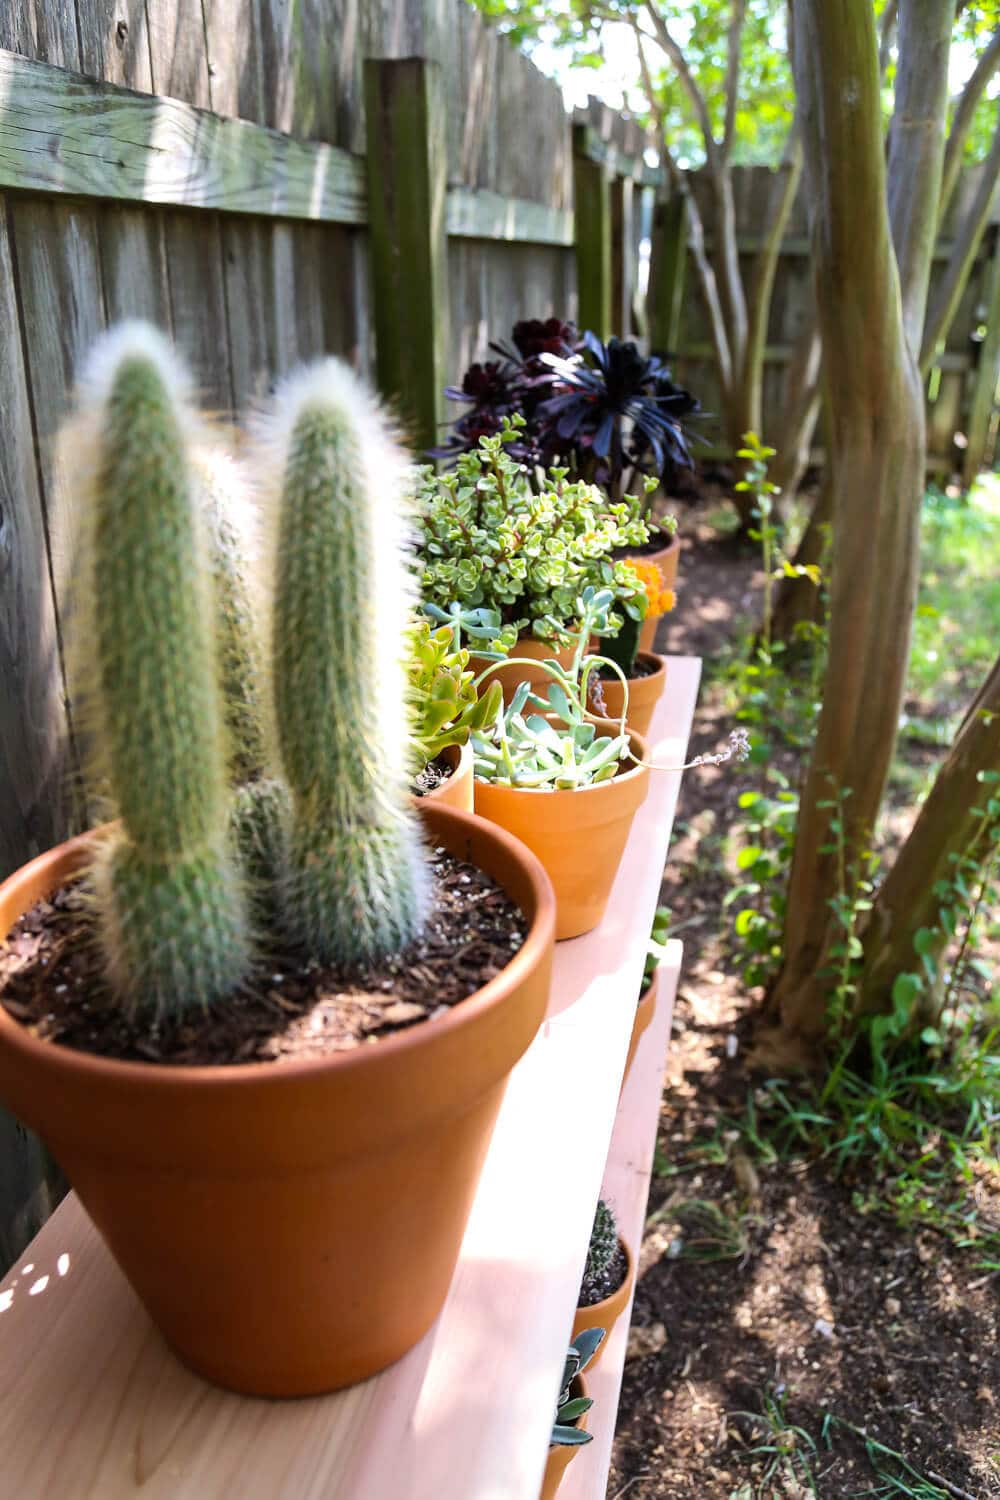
70,323,252,1018
260,359,429,965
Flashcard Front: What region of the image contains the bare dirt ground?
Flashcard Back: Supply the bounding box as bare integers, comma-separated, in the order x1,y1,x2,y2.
608,507,1000,1500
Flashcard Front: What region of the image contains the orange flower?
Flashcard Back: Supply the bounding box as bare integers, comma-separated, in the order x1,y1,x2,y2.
624,558,676,620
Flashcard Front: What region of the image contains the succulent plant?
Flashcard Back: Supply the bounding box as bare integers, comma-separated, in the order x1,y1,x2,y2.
584,1199,619,1285
552,1328,604,1446
417,420,650,645
256,359,429,965
472,588,633,790
406,619,503,774
67,323,252,1019
436,320,699,504
644,906,671,987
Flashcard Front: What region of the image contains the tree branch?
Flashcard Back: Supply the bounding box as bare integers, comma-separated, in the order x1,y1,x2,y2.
634,25,733,393
878,0,899,74
744,137,804,441
642,0,720,169
920,115,1000,374
887,0,955,359
940,28,1000,224
722,0,748,163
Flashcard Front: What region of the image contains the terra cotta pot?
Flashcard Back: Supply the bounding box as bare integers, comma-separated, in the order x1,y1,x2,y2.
541,1374,590,1500
0,804,556,1397
594,653,667,740
622,967,658,1090
416,739,474,813
473,722,650,940
470,636,575,706
572,1236,635,1360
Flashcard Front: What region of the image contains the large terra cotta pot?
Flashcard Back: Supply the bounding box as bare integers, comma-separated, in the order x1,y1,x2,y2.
473,722,650,941
416,739,474,813
595,652,667,740
540,1374,590,1500
572,1235,635,1361
0,804,556,1397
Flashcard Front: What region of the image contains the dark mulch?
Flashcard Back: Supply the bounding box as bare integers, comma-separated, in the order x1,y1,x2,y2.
579,1240,630,1309
412,753,455,796
0,847,526,1067
609,498,1000,1498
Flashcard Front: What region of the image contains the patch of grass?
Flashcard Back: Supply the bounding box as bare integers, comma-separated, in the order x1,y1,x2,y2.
729,1387,820,1497
908,479,1000,717
821,1414,957,1498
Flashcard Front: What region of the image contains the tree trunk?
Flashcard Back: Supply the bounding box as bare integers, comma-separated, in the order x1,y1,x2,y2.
887,0,955,357
920,119,1000,375
770,472,831,643
768,0,932,1043
855,651,1000,1016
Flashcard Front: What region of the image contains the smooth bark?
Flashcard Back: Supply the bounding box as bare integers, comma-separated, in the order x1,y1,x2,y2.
920,118,1000,374
887,0,955,356
856,651,1000,1015
939,28,1000,222
769,0,930,1041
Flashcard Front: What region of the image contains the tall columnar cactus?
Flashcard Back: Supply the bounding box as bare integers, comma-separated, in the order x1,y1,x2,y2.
69,323,252,1018
255,359,429,964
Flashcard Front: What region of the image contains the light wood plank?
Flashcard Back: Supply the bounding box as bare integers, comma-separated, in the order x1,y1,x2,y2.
163,209,234,416
202,0,264,124
0,50,368,225
75,0,153,91
98,203,172,327
145,0,211,109
560,944,683,1500
446,187,572,247
0,661,701,1500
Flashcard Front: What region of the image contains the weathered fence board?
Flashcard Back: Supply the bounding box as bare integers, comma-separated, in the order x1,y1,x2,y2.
75,0,153,91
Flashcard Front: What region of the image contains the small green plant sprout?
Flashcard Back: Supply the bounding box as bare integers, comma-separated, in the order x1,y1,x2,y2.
66,322,253,1018
416,417,651,644
552,1328,604,1446
256,358,429,965
406,618,503,774
420,600,518,658
471,587,633,789
644,906,671,988
736,431,820,659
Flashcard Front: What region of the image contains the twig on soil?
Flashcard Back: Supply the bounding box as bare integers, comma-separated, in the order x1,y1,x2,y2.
610,1473,650,1500
926,1473,983,1500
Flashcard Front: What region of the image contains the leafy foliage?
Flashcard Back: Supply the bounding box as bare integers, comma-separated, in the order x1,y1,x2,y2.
416,419,651,643
406,620,503,772
644,904,671,987
436,322,699,503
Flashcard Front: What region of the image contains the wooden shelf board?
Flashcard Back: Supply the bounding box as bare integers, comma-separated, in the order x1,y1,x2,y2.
559,944,682,1500
0,656,701,1500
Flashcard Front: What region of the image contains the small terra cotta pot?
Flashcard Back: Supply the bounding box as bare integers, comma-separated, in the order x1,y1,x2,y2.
473,722,650,941
415,739,474,813
470,636,575,705
0,803,556,1397
572,1235,635,1360
648,531,681,591
541,1374,590,1500
595,653,667,740
622,967,659,1091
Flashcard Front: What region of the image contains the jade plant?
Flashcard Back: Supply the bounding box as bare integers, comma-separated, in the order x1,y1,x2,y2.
471,587,633,790
257,359,430,964
552,1328,605,1446
68,324,253,1018
416,418,650,646
406,618,502,775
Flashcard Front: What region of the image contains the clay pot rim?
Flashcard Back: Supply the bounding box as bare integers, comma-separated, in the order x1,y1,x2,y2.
605,651,666,687
420,737,472,784
0,803,556,1088
645,531,680,562
576,1234,635,1322
473,724,650,797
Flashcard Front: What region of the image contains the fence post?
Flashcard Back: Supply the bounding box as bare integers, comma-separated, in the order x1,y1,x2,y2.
962,226,1000,487
364,57,449,455
573,125,611,338
648,191,688,357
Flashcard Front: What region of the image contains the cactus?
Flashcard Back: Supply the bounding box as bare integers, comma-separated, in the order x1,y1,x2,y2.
255,359,429,964
68,322,252,1019
584,1199,619,1284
